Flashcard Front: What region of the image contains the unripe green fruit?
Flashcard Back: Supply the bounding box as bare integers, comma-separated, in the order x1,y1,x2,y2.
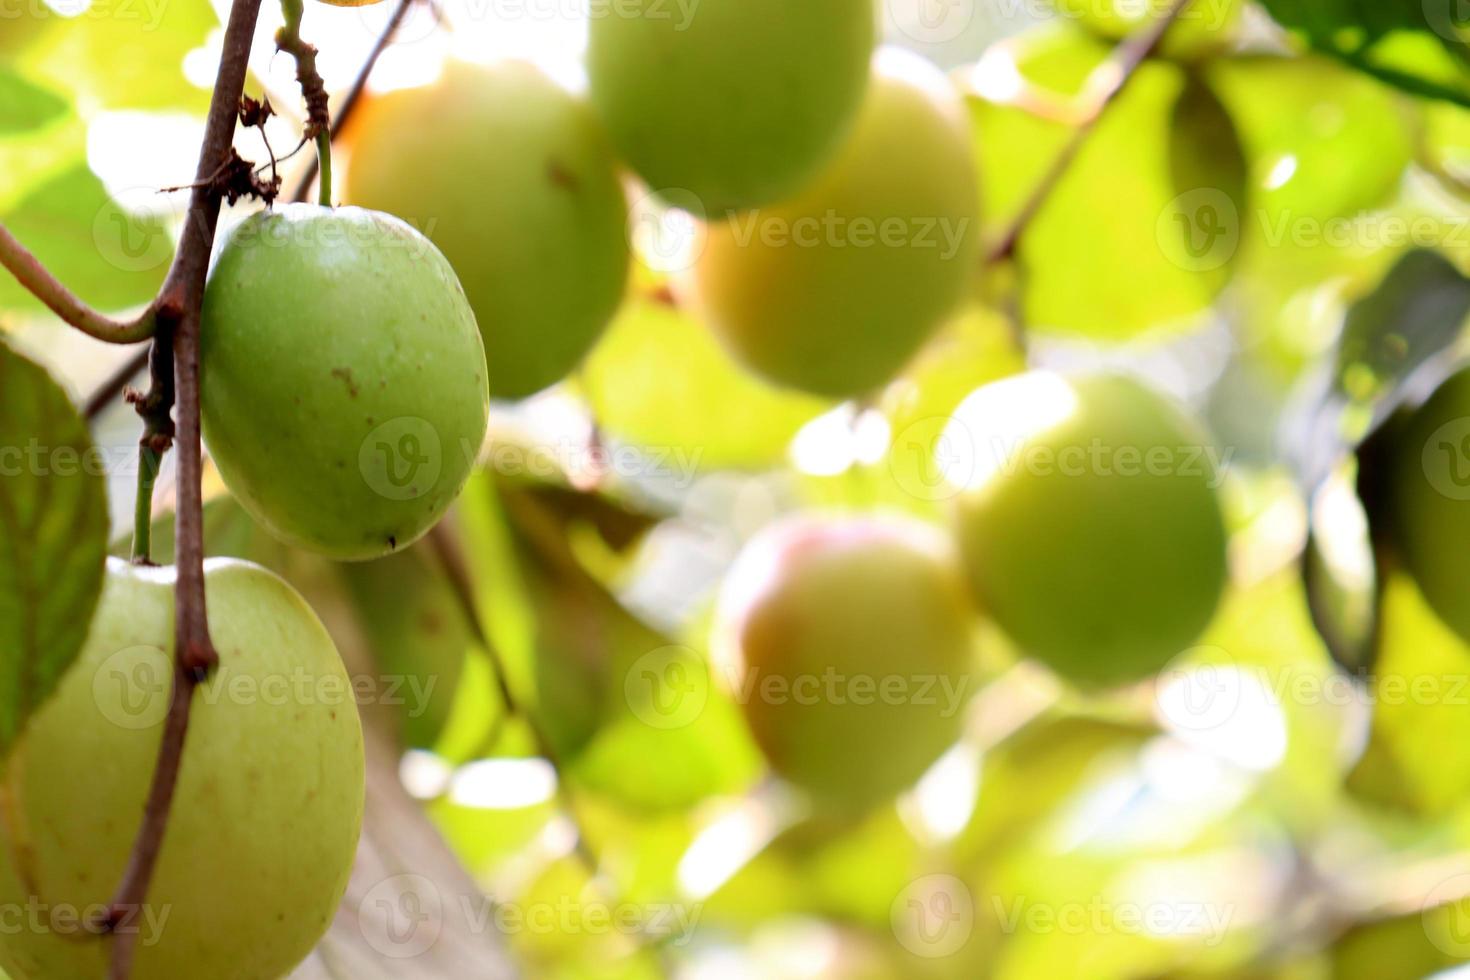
587,0,875,214
948,372,1227,687
695,58,981,399
200,204,489,561
0,558,364,980
715,516,975,814
344,61,630,399
1386,365,1470,645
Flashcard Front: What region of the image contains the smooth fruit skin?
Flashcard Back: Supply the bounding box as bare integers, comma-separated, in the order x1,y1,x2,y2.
716,517,975,814
200,204,489,561
587,0,875,214
344,61,630,400
1386,366,1470,644
0,558,364,980
949,372,1228,688
695,59,981,399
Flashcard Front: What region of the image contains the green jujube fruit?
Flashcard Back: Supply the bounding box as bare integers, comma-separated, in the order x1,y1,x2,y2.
344,60,630,399
695,60,981,398
587,0,875,214
0,559,364,980
716,516,975,814
200,204,489,561
948,371,1228,687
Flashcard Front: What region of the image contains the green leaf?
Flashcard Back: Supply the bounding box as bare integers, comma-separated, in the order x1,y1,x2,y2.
0,69,69,135
972,26,1232,339
339,547,474,752
1166,71,1248,292
0,163,173,316
579,297,829,471
0,342,109,758
1289,249,1470,494
16,1,216,112
1347,572,1470,816
1258,0,1470,106
1288,250,1470,672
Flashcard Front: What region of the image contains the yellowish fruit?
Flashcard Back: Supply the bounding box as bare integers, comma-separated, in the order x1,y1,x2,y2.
695,55,981,399
947,372,1227,687
587,0,875,213
0,558,364,979
344,60,629,399
715,516,975,814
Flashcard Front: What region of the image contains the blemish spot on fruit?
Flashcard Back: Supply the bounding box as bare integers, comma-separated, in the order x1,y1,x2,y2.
547,160,579,191
330,367,359,398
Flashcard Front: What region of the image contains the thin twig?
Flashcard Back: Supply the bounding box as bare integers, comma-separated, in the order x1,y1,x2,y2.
424,523,604,874
102,0,265,973
985,0,1192,264
0,225,157,344
289,0,416,204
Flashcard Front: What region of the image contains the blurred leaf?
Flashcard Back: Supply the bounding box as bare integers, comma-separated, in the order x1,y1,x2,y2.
16,1,216,112
0,342,108,757
1054,0,1244,59
1257,0,1470,106
0,163,173,315
339,547,473,751
1330,887,1470,980
1206,56,1415,231
1167,70,1249,294
971,26,1228,339
580,297,829,471
0,69,68,135
1347,571,1470,817
1284,251,1470,671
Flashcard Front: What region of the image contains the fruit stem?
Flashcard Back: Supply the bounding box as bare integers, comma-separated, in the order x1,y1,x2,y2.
315,131,333,205
985,0,1192,265
288,0,417,204
0,224,157,343
131,446,161,564
101,0,264,972
277,0,335,205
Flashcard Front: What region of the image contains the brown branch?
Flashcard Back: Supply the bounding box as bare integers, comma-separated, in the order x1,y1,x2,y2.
102,0,265,973
289,0,417,204
985,0,1192,264
0,225,157,343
